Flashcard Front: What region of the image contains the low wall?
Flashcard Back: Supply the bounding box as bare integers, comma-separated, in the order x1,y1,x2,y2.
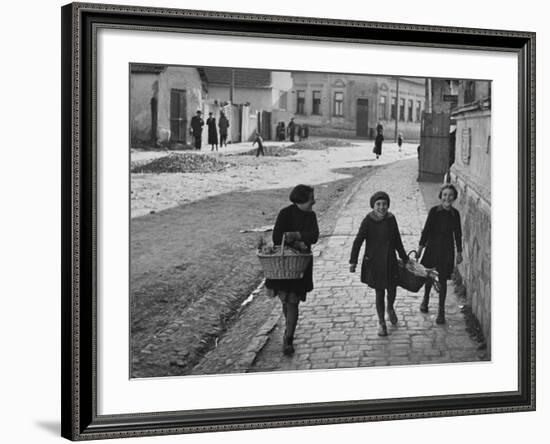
450,165,491,352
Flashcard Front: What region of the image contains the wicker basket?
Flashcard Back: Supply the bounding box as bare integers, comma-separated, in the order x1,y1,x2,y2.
257,233,312,280
397,250,427,293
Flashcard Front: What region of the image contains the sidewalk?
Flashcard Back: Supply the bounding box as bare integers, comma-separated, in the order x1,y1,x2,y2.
248,157,488,372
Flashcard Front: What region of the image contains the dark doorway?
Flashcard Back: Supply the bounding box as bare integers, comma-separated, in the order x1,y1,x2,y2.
170,89,187,143
261,111,272,140
356,98,369,137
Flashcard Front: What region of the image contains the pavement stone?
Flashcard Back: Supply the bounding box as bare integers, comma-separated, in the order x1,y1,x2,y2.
250,157,488,373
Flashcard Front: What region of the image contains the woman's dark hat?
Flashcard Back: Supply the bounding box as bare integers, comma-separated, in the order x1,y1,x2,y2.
370,191,390,208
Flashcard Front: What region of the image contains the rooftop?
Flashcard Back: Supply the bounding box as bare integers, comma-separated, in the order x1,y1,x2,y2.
202,68,272,88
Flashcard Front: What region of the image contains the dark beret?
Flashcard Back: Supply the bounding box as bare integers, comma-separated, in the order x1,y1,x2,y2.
370,191,390,208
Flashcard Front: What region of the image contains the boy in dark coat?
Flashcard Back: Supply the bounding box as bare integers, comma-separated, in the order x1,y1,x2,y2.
252,131,265,157
190,110,204,150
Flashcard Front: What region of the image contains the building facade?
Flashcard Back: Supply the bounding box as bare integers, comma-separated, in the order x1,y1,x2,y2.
289,72,425,140
449,80,492,350
130,64,204,147
202,68,293,141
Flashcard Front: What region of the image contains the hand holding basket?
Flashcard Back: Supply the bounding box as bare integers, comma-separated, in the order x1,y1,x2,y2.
257,233,312,280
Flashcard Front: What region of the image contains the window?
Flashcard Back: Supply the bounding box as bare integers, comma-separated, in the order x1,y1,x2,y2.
334,91,344,116
408,100,413,122
279,91,287,110
399,98,405,121
391,96,397,120
464,80,476,104
312,91,321,115
379,96,387,120
416,101,422,122
296,90,305,114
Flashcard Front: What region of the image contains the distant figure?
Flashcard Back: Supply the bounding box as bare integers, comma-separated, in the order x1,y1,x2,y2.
303,124,309,140
373,131,384,159
253,131,265,157
287,118,296,142
298,124,305,141
397,132,404,151
190,110,204,150
206,112,218,151
218,111,230,147
276,122,286,141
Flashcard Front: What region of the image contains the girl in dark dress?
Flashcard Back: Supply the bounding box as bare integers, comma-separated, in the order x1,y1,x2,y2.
349,191,408,336
206,112,218,151
416,184,463,324
265,185,319,355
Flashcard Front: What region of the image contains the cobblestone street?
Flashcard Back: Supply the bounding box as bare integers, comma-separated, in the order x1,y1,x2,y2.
247,157,488,372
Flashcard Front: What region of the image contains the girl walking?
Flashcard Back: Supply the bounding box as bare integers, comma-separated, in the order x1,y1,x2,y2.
265,185,319,355
349,191,408,336
416,184,463,324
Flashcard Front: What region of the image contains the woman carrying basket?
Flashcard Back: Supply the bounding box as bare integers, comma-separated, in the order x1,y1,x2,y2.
265,185,319,356
349,191,408,337
416,184,463,324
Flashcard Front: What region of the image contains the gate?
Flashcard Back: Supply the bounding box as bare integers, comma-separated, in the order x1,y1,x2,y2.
418,112,451,182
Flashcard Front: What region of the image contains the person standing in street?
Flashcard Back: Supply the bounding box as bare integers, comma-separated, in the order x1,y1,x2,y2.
265,185,319,355
397,132,404,151
416,184,463,324
206,112,218,151
252,130,265,157
287,117,296,142
349,191,409,337
190,110,204,150
373,130,384,159
218,111,230,147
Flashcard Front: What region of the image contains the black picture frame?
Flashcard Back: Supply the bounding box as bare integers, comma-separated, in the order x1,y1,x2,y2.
61,2,536,440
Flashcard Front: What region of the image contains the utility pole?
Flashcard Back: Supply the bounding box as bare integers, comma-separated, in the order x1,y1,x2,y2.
394,76,399,142
230,68,235,103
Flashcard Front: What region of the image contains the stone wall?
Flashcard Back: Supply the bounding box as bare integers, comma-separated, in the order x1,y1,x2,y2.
450,166,491,351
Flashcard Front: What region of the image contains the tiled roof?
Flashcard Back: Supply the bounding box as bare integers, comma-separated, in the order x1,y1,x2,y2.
130,64,166,74
202,68,272,88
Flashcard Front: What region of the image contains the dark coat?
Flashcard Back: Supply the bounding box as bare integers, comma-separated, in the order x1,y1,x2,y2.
288,121,296,139
206,117,218,144
349,212,408,290
218,115,229,135
374,134,384,155
265,204,319,298
190,115,204,135
419,205,462,281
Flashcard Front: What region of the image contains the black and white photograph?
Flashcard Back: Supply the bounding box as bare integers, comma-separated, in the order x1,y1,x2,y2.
129,65,492,378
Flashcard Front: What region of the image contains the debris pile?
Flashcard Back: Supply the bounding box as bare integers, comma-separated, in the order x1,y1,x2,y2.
131,153,233,174
287,138,357,150
238,145,295,157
